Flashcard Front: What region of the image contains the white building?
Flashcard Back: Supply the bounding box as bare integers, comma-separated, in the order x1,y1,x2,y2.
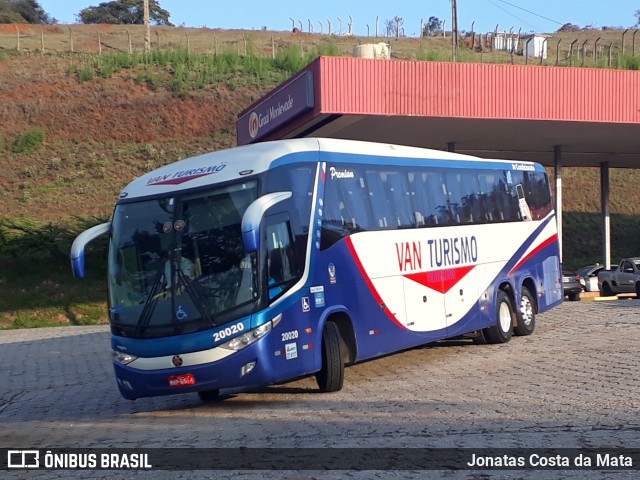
521,34,550,59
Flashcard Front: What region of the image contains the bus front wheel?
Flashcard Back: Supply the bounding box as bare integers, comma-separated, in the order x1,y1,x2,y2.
316,321,344,393
514,286,536,336
483,290,514,344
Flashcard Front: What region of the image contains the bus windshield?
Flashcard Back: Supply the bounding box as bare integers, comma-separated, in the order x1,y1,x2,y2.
108,181,259,338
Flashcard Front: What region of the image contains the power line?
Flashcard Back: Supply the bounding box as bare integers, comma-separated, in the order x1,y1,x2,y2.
492,0,564,26
485,0,537,30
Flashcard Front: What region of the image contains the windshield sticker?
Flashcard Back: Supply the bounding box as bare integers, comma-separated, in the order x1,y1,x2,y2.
176,305,188,321
146,163,227,186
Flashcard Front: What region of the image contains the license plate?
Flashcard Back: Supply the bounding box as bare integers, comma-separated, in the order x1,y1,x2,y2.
168,374,196,387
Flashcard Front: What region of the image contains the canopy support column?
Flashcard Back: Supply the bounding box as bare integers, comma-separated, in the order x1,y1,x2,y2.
600,162,611,269
554,146,563,264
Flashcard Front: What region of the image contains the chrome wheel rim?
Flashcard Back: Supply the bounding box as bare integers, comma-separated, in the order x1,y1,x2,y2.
520,295,534,327
499,301,512,333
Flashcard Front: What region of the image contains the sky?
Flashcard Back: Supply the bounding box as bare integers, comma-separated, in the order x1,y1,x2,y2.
38,1,639,36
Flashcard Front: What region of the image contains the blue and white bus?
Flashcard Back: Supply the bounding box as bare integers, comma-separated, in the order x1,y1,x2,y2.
71,138,563,400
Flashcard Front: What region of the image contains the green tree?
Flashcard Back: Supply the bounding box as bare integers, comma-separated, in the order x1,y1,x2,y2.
422,16,442,37
78,0,173,26
0,0,52,24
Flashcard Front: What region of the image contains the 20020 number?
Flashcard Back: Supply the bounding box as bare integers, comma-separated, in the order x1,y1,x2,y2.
281,330,299,342
213,322,245,342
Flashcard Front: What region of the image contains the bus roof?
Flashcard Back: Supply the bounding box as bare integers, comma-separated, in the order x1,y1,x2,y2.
118,138,540,201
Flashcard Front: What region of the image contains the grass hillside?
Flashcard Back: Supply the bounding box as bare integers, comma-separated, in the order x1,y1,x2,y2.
1,24,640,329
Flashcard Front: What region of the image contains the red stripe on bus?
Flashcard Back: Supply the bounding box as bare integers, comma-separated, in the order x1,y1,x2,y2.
510,234,559,275
346,237,407,330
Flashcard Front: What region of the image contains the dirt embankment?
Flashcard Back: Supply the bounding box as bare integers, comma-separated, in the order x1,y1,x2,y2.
0,55,270,218
0,56,261,143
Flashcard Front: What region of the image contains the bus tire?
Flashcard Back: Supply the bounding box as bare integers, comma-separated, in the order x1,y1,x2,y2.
197,389,220,402
483,290,513,344
514,286,536,336
316,321,344,393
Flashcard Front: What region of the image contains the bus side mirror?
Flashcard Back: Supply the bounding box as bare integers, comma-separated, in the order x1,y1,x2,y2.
70,222,111,278
241,192,292,253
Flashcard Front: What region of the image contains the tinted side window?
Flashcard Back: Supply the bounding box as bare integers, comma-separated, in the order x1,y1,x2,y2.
320,162,551,250
266,164,315,269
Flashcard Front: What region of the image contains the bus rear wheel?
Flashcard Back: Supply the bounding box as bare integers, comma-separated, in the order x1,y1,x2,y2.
483,290,514,344
514,286,536,336
316,321,344,393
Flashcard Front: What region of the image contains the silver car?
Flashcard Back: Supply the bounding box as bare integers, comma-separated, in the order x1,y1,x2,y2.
576,264,605,292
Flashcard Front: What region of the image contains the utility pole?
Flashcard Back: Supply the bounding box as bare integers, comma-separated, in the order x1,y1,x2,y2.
451,0,458,61
144,0,151,53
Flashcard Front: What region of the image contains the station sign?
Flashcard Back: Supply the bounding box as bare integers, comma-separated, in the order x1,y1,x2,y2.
237,71,314,145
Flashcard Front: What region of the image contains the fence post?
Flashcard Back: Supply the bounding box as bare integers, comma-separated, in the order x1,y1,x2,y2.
126,29,132,54
186,31,190,55
68,26,73,53
555,39,561,66
98,32,102,55
569,39,577,66
14,24,19,52
40,28,44,55
581,39,588,66
622,29,629,56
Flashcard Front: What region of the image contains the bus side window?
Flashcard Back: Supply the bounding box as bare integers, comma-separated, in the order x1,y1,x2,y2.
477,174,495,222
444,173,464,224
287,167,314,229
265,220,297,300
386,172,413,228
424,172,448,226
365,170,393,229
410,173,428,227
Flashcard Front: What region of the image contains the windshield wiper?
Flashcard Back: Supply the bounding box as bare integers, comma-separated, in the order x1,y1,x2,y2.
174,267,217,327
135,269,167,336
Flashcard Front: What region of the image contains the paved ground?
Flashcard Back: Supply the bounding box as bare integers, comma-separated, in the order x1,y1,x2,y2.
1,299,639,479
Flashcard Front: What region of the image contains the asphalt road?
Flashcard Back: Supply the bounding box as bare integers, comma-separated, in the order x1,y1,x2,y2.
1,299,639,479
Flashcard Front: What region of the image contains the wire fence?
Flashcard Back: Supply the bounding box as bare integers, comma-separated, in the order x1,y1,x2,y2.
0,23,639,69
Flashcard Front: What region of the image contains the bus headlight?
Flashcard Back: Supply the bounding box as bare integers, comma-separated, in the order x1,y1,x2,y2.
220,315,281,352
113,350,138,365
